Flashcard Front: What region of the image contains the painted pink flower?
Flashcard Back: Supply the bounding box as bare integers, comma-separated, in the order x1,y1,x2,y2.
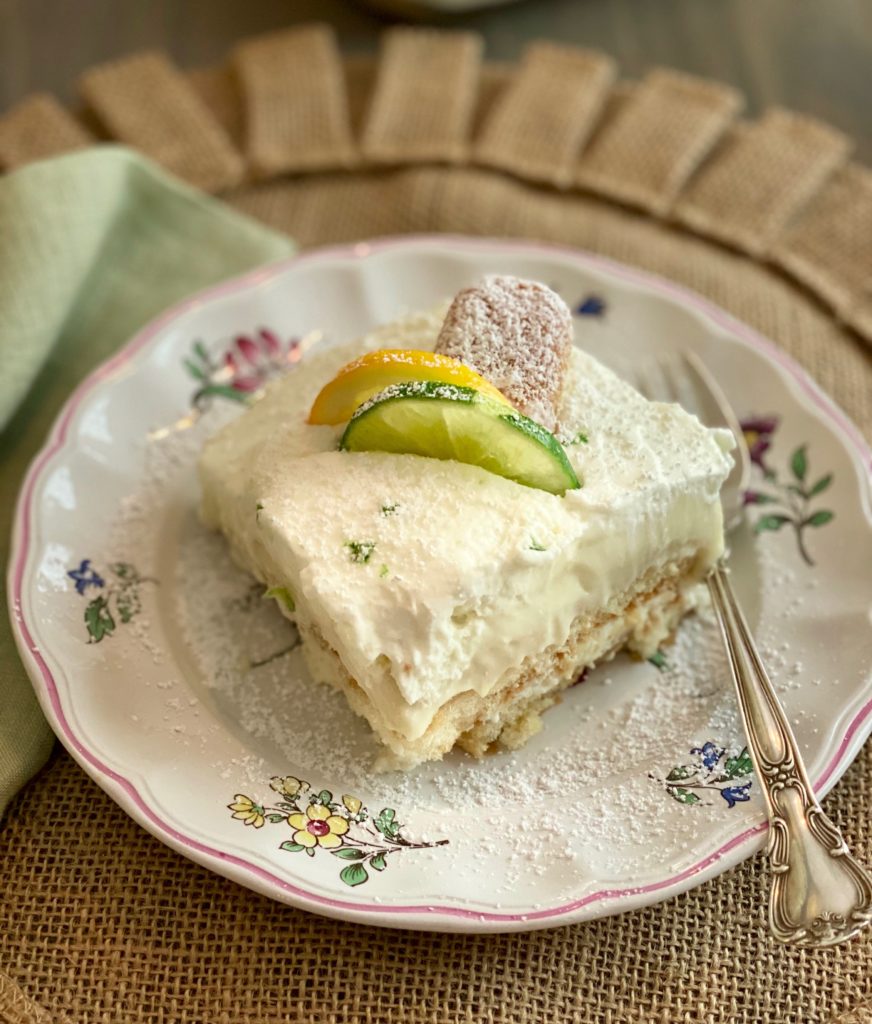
186,328,303,411
259,328,282,357
235,335,262,366
740,416,779,471
222,329,301,395
223,351,260,392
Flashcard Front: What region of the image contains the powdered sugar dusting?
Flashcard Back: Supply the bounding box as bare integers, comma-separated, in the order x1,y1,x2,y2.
81,302,831,906
352,379,476,418
164,476,829,897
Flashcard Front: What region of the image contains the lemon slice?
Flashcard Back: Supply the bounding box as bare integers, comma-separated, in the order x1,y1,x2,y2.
339,381,580,496
308,349,512,425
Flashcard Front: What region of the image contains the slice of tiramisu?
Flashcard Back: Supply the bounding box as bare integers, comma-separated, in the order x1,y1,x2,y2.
199,277,733,769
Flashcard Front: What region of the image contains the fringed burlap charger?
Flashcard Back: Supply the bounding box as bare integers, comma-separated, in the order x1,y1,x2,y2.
1,25,871,1024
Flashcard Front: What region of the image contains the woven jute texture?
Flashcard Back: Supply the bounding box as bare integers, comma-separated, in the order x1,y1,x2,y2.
2,26,871,1024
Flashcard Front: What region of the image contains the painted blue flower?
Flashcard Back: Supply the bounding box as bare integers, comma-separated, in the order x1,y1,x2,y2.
691,742,724,771
67,559,104,595
575,295,606,317
720,782,753,808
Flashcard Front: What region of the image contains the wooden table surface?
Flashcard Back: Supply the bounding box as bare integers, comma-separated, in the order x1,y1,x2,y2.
1,0,870,163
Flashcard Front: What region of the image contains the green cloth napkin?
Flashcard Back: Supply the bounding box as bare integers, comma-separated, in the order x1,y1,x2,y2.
0,146,295,817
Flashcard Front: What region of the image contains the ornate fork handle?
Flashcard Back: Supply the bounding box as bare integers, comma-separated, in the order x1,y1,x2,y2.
708,564,872,947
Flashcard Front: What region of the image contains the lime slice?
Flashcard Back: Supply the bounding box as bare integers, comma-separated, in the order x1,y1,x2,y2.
308,348,512,425
339,381,580,496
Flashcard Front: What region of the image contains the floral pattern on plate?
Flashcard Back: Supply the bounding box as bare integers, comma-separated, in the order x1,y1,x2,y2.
229,776,448,887
656,743,755,807
23,238,869,931
741,416,835,566
575,294,607,317
185,329,303,411
67,560,156,643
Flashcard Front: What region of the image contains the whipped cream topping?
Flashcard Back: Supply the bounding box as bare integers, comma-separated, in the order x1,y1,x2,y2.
199,307,733,742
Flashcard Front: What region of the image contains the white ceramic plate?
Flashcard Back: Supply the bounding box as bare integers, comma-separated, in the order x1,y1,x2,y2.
9,237,872,933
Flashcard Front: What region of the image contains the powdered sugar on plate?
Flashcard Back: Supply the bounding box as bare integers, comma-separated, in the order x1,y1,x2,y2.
88,388,839,900
20,239,870,929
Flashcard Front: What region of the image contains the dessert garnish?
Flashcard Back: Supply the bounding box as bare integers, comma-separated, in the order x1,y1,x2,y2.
345,540,376,564
307,279,581,495
307,348,511,425
338,380,580,495
199,280,734,770
434,276,572,433
265,586,295,612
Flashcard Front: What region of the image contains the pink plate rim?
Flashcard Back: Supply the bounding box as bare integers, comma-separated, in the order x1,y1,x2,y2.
8,235,872,931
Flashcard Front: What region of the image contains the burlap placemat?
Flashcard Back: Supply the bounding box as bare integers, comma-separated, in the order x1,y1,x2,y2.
1,26,871,1024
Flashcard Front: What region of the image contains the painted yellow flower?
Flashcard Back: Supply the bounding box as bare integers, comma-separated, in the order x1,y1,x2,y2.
228,794,265,828
288,803,349,849
270,775,308,798
342,794,362,815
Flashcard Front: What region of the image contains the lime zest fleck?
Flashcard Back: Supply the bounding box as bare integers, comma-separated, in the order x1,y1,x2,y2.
346,540,376,564
256,501,264,520
529,539,547,552
568,431,589,446
265,586,295,613
379,564,389,578
648,650,668,670
380,503,400,517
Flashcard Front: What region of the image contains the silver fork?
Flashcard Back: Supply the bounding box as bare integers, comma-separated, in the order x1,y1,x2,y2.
636,351,872,948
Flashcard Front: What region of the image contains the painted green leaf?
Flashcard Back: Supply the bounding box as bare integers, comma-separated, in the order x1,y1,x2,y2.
279,841,305,853
184,358,207,382
805,510,834,528
115,588,140,624
791,445,807,482
808,474,833,497
374,808,399,838
305,847,315,857
197,383,248,403
755,514,791,533
317,790,333,806
724,748,754,779
670,787,701,805
666,765,693,782
332,848,366,860
84,595,115,643
267,813,287,823
193,340,210,364
370,853,387,872
339,863,369,887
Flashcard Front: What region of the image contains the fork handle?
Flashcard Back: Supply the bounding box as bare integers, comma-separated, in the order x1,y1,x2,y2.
707,564,872,946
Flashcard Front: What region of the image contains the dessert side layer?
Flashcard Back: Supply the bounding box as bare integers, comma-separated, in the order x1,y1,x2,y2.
199,305,734,761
